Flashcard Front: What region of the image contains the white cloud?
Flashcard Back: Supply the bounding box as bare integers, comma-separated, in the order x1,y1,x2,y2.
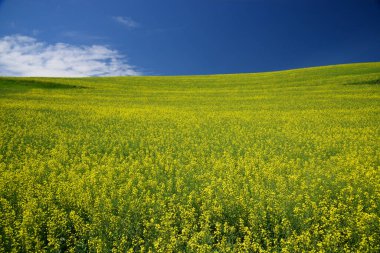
113,16,139,29
0,35,140,77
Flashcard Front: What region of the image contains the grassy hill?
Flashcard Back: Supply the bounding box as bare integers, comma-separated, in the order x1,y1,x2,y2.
0,62,379,252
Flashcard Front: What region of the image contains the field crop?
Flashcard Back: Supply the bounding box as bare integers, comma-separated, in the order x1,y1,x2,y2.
0,62,380,252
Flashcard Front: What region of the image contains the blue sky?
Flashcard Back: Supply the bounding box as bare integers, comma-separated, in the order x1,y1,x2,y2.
0,0,379,76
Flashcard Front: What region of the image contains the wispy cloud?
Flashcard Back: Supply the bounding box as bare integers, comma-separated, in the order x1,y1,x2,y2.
112,16,139,29
60,31,106,41
31,29,40,36
0,35,140,77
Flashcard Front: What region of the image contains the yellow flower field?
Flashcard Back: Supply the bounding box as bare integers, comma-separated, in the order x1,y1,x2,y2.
0,62,379,252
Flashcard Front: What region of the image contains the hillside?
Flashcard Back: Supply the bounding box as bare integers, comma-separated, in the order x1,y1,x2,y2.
0,62,379,252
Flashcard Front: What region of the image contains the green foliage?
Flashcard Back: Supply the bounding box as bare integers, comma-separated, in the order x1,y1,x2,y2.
0,63,379,252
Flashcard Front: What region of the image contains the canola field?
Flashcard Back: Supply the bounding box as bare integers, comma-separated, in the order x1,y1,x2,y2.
0,62,380,252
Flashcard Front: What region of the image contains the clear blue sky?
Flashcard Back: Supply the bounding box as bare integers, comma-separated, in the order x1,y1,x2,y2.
0,0,380,76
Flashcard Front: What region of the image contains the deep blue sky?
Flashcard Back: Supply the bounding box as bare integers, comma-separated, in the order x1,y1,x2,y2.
0,0,380,75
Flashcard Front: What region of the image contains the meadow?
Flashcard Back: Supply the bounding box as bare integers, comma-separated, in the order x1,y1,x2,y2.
0,62,379,252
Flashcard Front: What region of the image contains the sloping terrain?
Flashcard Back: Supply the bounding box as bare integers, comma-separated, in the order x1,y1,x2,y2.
0,62,379,252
